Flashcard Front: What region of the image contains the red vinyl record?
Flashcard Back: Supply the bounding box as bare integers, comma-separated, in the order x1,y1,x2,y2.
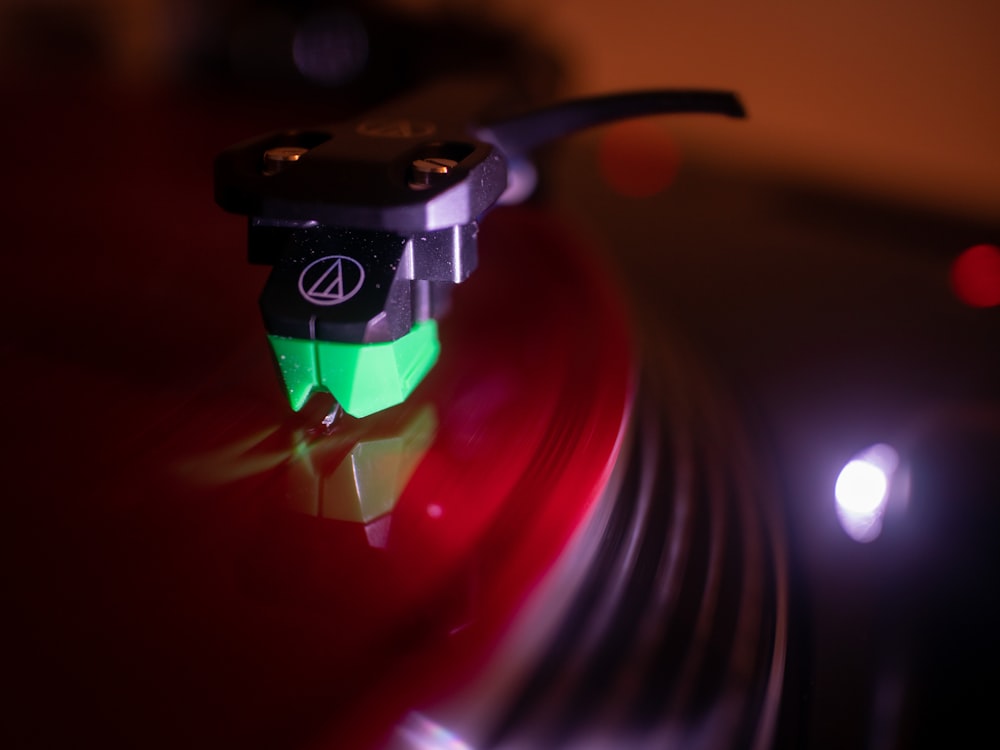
5,86,790,750
2,86,634,748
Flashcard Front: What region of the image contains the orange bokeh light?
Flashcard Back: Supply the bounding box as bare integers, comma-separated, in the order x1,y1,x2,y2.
597,119,681,198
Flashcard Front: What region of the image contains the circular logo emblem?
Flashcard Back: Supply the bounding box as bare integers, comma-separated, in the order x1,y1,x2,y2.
298,255,365,306
355,118,436,138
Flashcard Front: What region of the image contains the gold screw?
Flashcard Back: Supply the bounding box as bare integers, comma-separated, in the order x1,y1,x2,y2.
409,157,458,189
263,146,310,175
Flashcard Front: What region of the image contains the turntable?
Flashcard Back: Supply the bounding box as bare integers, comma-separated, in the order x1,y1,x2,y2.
2,3,998,749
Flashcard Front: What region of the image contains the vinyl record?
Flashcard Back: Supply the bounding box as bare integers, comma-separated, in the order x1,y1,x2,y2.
385,212,791,748
4,87,786,749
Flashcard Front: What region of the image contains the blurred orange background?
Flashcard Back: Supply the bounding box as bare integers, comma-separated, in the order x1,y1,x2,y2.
2,0,997,219
480,0,1000,221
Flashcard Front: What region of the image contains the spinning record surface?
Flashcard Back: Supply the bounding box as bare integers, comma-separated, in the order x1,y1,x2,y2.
3,88,787,750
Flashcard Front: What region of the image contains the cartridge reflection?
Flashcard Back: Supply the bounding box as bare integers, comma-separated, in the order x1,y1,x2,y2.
176,396,437,548
286,404,437,528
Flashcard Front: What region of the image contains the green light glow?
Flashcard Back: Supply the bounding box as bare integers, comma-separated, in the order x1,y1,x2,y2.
268,321,440,418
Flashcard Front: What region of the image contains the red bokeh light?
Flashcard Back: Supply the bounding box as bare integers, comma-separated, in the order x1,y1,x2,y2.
950,244,1000,308
598,119,681,198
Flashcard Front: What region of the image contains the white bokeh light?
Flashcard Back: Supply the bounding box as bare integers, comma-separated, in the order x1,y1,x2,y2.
835,443,899,543
835,460,888,515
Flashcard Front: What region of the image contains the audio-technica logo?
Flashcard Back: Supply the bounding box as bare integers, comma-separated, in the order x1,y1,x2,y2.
298,255,365,306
